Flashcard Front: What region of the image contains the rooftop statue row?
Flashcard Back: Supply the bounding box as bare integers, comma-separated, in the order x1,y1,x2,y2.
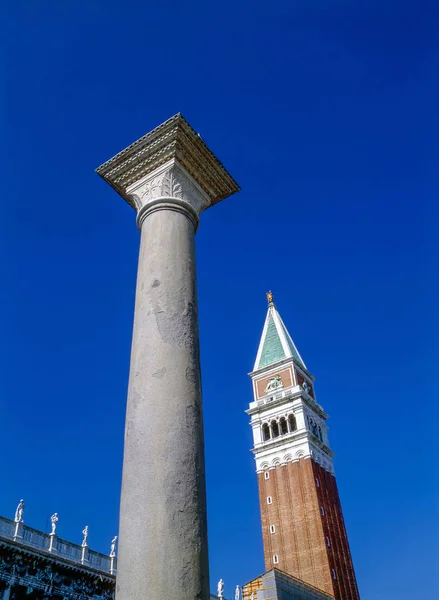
217,578,241,600
12,499,117,558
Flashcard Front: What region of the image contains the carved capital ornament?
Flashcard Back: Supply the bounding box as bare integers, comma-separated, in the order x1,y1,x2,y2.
128,161,211,230
96,113,240,230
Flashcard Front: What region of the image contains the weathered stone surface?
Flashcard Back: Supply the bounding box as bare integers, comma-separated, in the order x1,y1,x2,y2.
117,207,209,600
96,114,239,600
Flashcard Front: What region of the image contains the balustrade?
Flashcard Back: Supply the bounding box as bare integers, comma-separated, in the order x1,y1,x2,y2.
0,516,113,574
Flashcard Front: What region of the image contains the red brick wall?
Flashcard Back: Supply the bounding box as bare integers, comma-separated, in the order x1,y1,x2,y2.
258,459,360,600
312,462,361,600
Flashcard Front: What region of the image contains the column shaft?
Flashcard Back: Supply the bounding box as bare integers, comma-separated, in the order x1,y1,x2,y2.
2,587,11,600
117,205,209,600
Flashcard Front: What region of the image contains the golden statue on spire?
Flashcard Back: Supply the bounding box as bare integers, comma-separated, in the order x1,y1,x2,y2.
266,290,274,304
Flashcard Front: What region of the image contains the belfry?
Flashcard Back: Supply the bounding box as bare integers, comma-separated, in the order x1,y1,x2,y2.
246,292,360,600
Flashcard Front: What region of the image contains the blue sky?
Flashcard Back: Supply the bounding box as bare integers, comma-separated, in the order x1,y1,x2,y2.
1,1,438,598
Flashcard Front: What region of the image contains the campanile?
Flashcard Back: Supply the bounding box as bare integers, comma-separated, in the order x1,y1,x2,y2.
247,292,360,600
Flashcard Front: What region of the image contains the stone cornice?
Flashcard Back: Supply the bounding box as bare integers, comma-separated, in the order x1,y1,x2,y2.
0,538,114,582
251,430,334,459
302,394,328,420
0,543,115,600
246,387,329,420
249,356,315,381
96,113,240,211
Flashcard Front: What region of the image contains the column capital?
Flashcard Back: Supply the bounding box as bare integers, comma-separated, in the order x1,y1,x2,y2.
129,160,210,230
96,113,240,227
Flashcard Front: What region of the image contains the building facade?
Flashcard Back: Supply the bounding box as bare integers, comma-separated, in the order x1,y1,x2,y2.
0,513,224,600
242,569,334,600
247,294,360,600
0,516,115,600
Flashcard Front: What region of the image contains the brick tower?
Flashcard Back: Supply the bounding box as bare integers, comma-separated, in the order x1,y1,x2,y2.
247,292,360,600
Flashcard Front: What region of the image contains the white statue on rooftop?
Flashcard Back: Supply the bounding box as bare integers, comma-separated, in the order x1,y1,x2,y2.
235,585,240,600
110,536,118,557
50,513,59,535
218,579,224,598
82,525,88,547
14,499,24,523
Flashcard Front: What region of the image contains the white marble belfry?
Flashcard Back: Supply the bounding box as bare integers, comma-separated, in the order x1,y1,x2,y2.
96,114,239,600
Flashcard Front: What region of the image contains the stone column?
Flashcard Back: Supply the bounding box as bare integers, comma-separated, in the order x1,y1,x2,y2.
96,114,239,600
1,587,11,600
119,200,205,600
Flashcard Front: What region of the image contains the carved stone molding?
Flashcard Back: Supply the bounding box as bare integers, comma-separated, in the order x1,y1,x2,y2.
127,161,211,229
0,545,114,600
96,113,240,214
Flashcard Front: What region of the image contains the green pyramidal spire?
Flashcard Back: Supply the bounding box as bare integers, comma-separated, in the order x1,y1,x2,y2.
253,291,306,371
